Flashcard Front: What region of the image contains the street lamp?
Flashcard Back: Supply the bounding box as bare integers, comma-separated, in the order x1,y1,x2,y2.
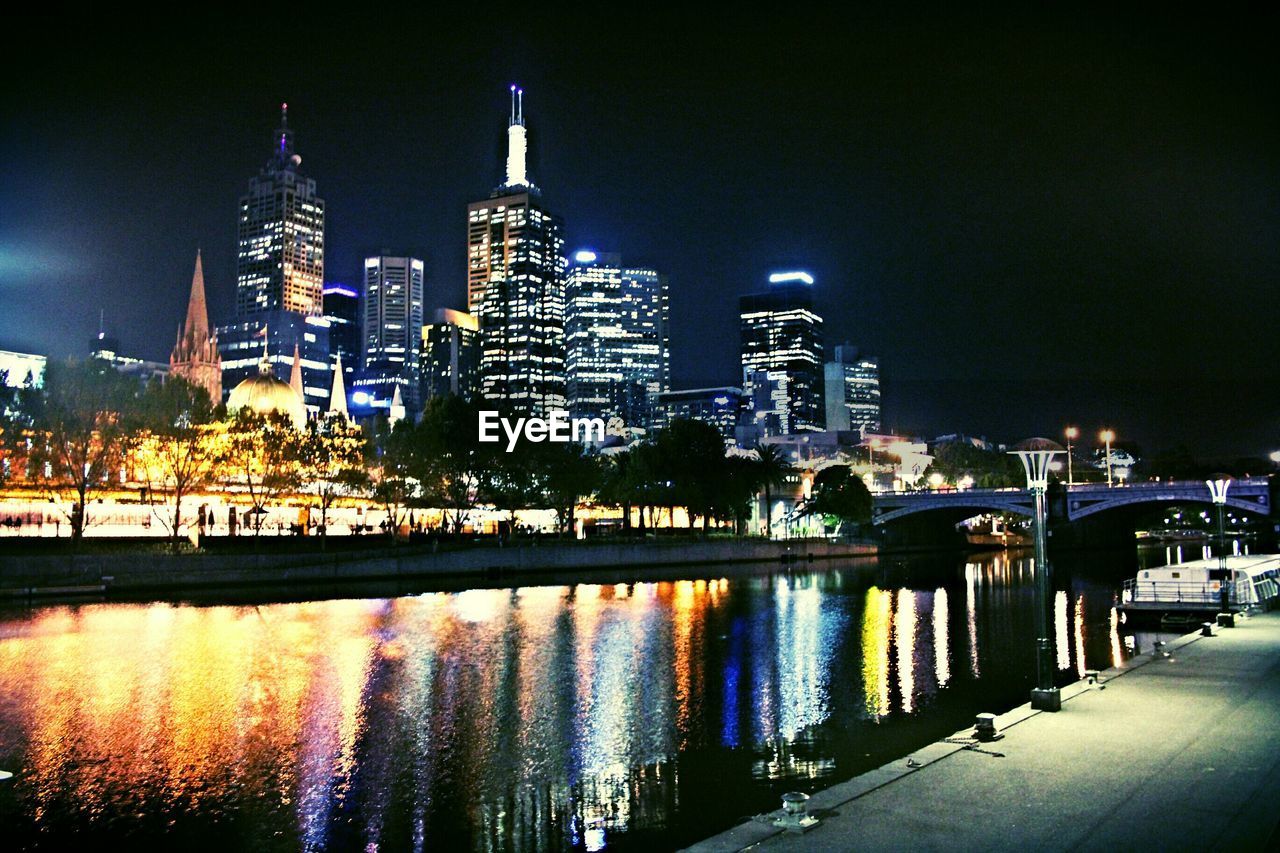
1099,429,1115,486
1010,438,1064,712
1206,476,1232,614
1064,426,1078,485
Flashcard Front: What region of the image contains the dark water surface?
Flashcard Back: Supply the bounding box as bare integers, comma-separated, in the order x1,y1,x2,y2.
0,547,1182,851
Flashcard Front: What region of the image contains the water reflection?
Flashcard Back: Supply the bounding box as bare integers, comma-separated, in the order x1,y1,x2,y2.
0,549,1172,850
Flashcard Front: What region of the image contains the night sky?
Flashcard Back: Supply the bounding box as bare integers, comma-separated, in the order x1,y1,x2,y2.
2,13,1276,456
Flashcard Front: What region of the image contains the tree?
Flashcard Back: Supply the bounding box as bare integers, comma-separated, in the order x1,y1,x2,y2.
752,442,792,537
219,409,303,538
533,441,600,535
805,464,872,527
21,357,139,541
369,416,416,541
922,442,1023,488
413,396,492,535
298,414,369,547
133,376,221,546
598,449,638,533
656,418,728,531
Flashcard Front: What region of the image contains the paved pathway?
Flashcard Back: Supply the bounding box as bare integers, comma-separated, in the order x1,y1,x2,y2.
686,612,1280,852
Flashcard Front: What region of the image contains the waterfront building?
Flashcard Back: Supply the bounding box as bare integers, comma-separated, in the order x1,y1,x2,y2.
564,250,669,427
652,386,744,445
420,308,480,401
226,351,307,429
358,255,424,415
740,271,824,435
466,86,566,416
823,343,880,435
169,251,222,402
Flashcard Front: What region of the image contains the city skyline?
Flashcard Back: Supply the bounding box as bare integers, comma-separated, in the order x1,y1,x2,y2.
2,15,1276,454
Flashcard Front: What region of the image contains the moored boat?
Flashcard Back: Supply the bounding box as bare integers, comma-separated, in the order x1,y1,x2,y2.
1118,554,1280,622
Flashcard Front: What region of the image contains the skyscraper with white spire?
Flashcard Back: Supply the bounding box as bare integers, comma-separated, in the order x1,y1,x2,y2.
466,85,566,416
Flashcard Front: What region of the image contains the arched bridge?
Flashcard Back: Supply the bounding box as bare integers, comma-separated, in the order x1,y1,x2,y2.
872,478,1273,526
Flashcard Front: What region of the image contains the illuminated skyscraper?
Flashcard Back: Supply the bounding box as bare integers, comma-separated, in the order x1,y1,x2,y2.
740,271,825,434
219,104,330,413
466,86,566,416
564,250,669,426
420,308,480,402
236,103,325,317
355,255,424,415
322,282,359,393
824,344,881,435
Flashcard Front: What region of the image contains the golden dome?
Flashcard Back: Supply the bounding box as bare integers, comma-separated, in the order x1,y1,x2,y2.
227,371,306,428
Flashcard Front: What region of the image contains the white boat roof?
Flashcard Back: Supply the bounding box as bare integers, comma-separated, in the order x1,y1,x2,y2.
1147,554,1280,578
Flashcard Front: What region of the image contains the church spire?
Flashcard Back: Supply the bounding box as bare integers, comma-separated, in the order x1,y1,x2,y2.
289,343,304,398
184,250,210,340
170,249,222,402
327,354,349,420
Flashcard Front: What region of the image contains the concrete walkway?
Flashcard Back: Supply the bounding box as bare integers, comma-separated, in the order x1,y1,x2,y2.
687,612,1280,852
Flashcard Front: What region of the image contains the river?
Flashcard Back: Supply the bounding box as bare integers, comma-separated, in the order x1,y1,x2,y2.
0,545,1195,850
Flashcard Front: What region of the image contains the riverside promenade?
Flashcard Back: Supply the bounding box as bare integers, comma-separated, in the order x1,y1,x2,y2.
0,538,873,598
688,611,1280,852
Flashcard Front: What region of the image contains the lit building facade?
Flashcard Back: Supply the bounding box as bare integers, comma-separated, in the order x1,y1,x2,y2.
322,282,359,401
824,343,881,435
358,255,424,414
0,350,46,388
564,250,669,427
235,104,325,318
652,386,744,445
420,308,480,402
217,313,331,413
740,271,825,435
467,86,566,416
220,104,329,414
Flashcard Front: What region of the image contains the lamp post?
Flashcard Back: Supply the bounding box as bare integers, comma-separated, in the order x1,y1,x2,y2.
1100,429,1115,486
1010,438,1064,712
1207,477,1232,614
1064,426,1078,485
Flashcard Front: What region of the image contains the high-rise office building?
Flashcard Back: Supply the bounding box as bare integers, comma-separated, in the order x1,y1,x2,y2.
824,344,881,435
236,103,325,318
219,104,329,413
652,386,744,445
421,308,480,402
739,271,825,435
352,255,424,415
322,282,359,398
466,86,566,416
564,250,669,427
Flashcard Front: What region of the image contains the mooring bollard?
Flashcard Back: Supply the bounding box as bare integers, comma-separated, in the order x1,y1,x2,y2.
1216,612,1235,628
1085,669,1100,685
1201,622,1215,637
771,791,819,832
974,712,1000,742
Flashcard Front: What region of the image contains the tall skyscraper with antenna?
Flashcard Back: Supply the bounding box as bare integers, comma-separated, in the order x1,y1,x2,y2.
217,104,330,413
466,86,566,416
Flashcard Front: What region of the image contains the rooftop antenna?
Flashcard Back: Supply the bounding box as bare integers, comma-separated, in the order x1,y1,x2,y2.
504,85,529,186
